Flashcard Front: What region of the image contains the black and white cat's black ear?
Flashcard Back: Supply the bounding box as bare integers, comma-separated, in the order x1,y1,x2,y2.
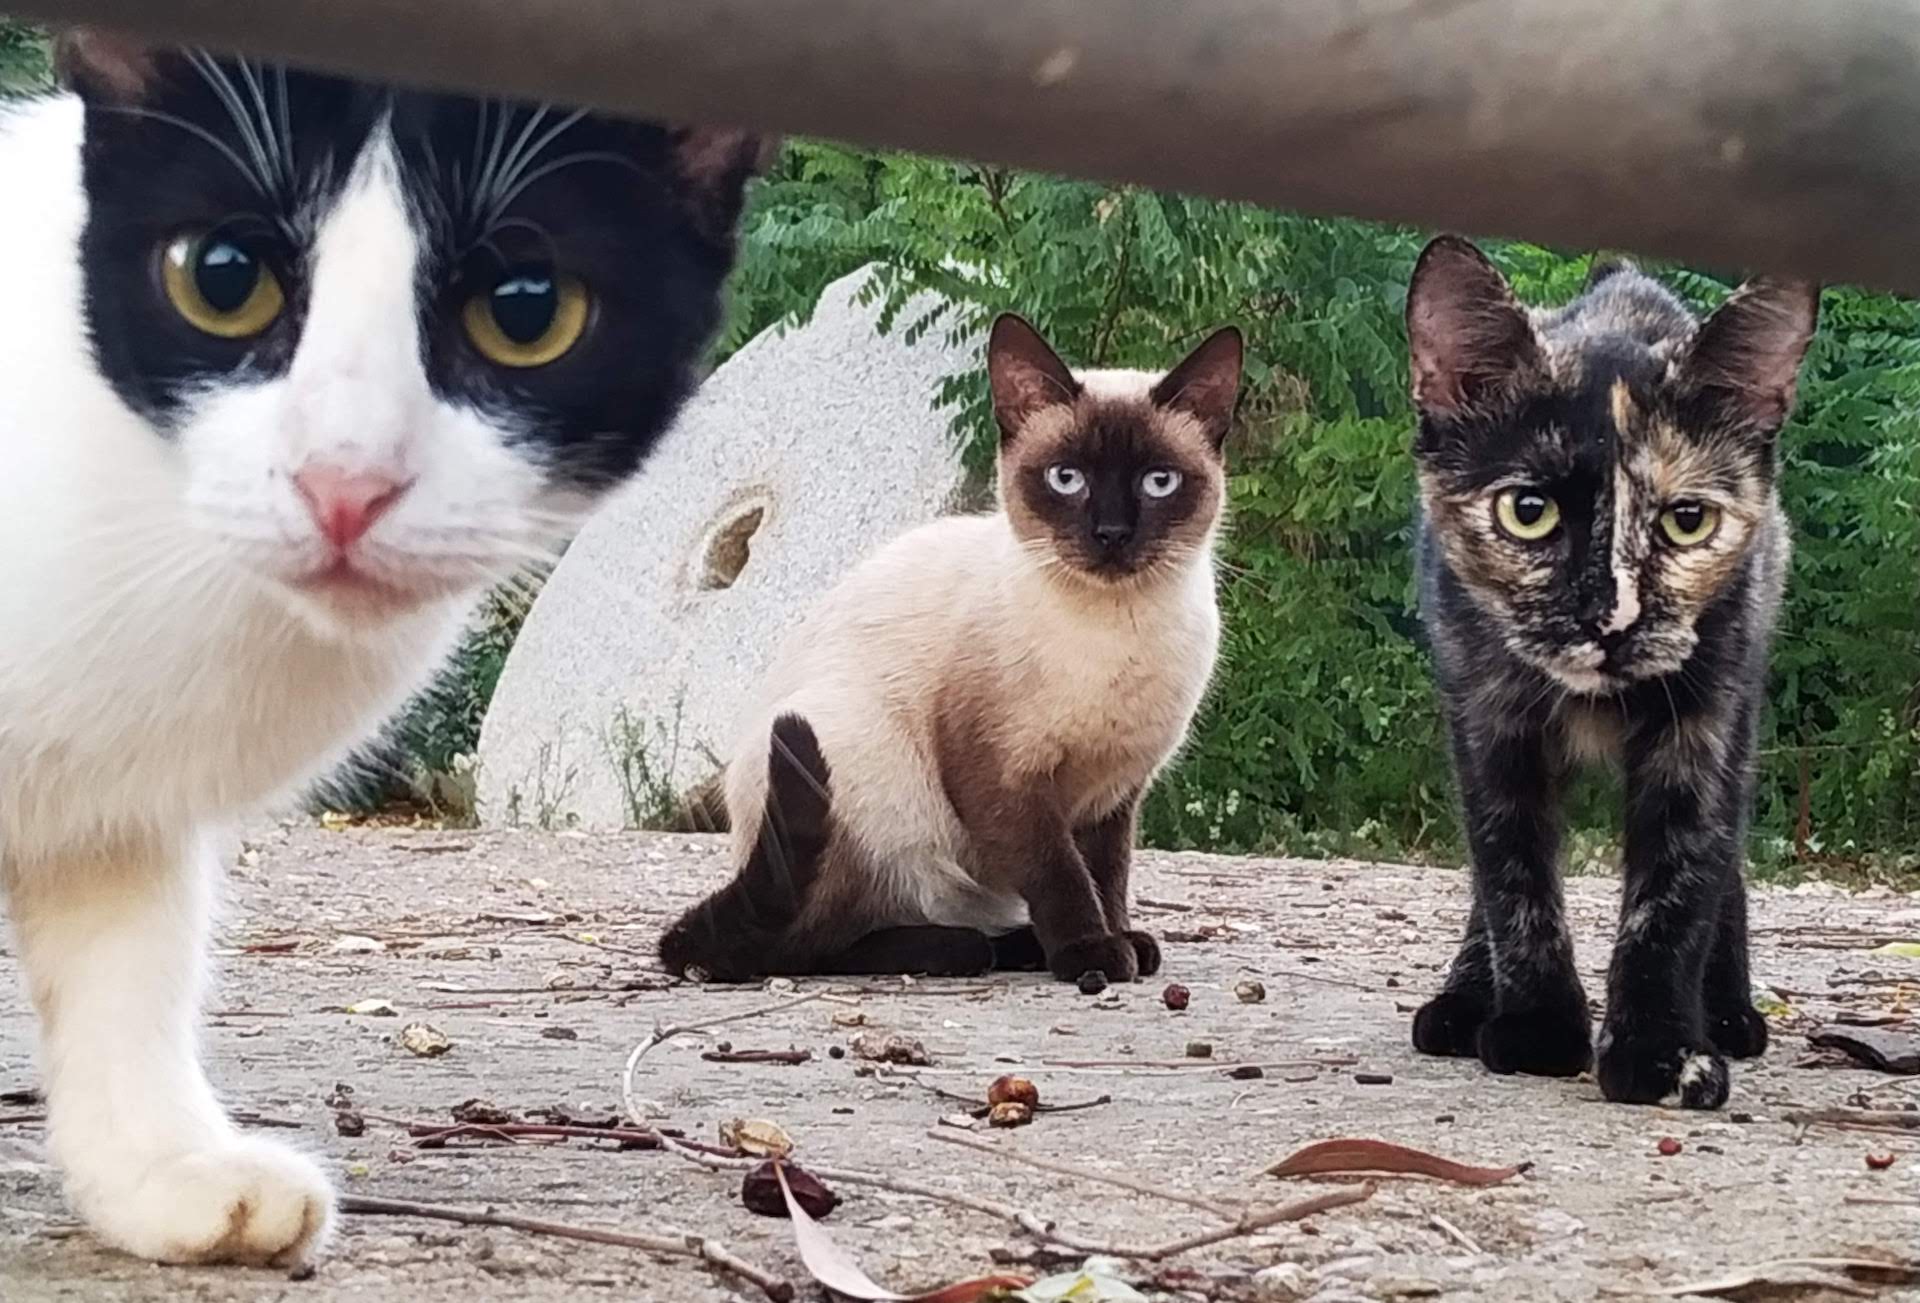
1677,278,1820,432
53,27,164,102
1152,326,1244,451
668,126,780,245
1406,235,1546,420
988,314,1081,442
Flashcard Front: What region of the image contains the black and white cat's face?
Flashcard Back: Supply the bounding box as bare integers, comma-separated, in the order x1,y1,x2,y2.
1408,237,1817,694
988,315,1241,585
57,33,762,630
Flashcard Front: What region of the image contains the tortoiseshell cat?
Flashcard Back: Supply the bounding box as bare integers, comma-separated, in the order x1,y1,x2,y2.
1405,236,1817,1110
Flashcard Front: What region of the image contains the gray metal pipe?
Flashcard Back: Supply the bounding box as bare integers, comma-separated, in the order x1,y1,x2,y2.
7,1,1920,293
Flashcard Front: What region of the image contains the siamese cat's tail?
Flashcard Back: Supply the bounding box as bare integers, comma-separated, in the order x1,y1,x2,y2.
658,714,831,981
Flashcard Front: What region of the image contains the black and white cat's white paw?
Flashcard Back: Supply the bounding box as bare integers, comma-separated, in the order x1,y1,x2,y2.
1048,934,1141,984
69,1133,334,1267
1411,988,1491,1058
1596,1029,1730,1110
1475,1002,1594,1078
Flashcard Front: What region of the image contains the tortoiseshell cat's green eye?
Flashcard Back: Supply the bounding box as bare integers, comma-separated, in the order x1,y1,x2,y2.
1495,488,1561,541
1660,501,1720,546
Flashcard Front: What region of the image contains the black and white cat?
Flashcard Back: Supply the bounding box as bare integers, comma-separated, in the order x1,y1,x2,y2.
0,31,762,1267
1405,236,1817,1110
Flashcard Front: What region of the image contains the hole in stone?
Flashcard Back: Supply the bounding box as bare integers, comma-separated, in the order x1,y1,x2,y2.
699,504,766,590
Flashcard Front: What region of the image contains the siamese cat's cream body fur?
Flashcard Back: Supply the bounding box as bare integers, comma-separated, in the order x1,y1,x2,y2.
730,435,1222,934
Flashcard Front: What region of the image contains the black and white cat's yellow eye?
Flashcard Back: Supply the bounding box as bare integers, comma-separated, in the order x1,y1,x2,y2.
1660,501,1720,547
161,234,285,339
1140,468,1183,499
463,270,590,369
1045,464,1086,496
1495,488,1561,541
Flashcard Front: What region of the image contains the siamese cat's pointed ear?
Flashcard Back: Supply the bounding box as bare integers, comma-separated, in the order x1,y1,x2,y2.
1677,278,1820,433
53,27,162,102
1152,326,1243,450
1406,235,1545,420
669,126,780,244
988,314,1080,440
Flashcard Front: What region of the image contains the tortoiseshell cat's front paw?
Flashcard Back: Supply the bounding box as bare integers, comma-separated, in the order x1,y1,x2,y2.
1048,934,1140,984
1476,1005,1593,1078
1122,930,1162,977
1705,1004,1769,1060
1597,1030,1729,1109
1411,990,1490,1058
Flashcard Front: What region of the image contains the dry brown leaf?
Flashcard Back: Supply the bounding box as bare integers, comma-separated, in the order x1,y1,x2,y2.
775,1162,1029,1302
1265,1138,1529,1186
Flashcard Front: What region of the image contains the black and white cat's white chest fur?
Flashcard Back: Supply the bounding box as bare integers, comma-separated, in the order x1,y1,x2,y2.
0,33,760,1269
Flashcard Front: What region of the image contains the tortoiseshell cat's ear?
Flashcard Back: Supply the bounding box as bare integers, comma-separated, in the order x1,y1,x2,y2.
1406,235,1545,420
53,27,164,102
668,127,780,245
988,313,1081,441
1678,278,1820,434
1151,326,1243,450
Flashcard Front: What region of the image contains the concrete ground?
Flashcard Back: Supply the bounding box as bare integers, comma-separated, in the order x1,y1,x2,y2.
2,824,1917,1302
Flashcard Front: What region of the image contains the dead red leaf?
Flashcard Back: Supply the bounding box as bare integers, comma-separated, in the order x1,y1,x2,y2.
774,1162,1029,1301
1264,1137,1530,1186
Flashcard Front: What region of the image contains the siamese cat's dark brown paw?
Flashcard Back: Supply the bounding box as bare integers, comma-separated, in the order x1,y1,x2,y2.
1121,930,1161,977
1048,934,1140,984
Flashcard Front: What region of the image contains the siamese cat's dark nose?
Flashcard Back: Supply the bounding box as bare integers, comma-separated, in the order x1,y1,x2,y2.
1093,522,1133,550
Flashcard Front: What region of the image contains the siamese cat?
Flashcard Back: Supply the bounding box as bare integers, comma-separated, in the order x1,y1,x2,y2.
661,315,1241,984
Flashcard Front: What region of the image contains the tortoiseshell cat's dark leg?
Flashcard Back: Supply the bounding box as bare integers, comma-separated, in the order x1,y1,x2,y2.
1410,898,1491,1056
1415,712,1592,1076
1073,791,1161,977
1600,696,1762,1108
1701,699,1768,1060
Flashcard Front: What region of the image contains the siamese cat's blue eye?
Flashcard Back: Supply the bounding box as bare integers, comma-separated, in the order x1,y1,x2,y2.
1045,465,1086,496
1141,469,1182,499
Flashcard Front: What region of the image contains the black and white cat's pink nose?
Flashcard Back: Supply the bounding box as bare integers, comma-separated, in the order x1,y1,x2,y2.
292,466,410,551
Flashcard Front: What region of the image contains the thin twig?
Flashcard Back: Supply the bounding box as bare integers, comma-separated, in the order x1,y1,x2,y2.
927,1129,1239,1217
1784,1108,1920,1133
702,1048,813,1066
1844,1196,1920,1208
657,1132,1372,1261
0,1113,46,1126
340,1194,792,1302
1040,1057,1356,1072
1430,1213,1484,1255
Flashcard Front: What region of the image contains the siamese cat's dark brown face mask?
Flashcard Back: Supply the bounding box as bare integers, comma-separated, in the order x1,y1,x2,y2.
987,315,1242,585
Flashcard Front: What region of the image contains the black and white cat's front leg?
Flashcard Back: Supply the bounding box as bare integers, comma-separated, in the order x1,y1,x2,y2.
8,832,332,1265
1074,789,1160,977
1414,714,1592,1076
1598,709,1751,1110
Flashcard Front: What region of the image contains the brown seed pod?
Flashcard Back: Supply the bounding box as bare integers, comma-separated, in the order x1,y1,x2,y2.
987,1075,1040,1109
1866,1152,1897,1171
740,1160,839,1219
1235,980,1268,1004
988,1101,1034,1128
